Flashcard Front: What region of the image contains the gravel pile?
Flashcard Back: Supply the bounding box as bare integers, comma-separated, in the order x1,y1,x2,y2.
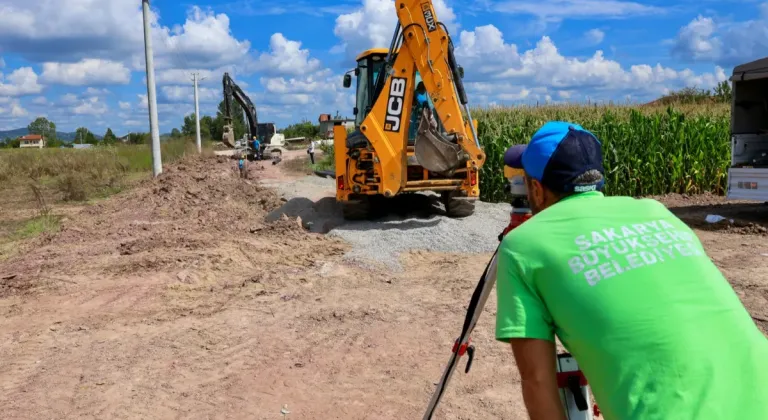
327,201,509,270
265,175,511,271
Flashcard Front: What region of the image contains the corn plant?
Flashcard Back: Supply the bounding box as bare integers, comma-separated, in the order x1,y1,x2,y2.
474,103,731,202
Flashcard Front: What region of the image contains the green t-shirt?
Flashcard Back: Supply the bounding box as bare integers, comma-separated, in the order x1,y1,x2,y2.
495,191,768,420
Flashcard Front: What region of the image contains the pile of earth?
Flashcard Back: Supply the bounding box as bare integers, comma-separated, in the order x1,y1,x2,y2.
0,155,335,297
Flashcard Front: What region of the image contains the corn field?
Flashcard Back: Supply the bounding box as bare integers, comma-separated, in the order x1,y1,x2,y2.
475,103,732,202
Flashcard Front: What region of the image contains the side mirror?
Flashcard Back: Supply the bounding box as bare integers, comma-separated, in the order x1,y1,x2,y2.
343,74,352,88
458,66,465,79
353,107,359,115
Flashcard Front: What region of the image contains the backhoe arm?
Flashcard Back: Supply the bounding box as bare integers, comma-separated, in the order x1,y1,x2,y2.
357,0,485,197
222,72,259,147
396,0,484,165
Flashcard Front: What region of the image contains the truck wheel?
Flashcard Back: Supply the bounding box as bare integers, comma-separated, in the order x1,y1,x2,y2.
341,197,371,220
442,192,475,218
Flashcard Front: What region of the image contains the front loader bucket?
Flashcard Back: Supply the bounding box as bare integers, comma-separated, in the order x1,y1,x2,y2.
222,124,235,148
414,107,464,176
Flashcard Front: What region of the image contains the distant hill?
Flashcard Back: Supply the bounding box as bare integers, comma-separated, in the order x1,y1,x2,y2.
0,128,102,142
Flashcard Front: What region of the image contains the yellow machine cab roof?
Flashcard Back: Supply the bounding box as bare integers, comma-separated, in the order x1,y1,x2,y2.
355,48,397,61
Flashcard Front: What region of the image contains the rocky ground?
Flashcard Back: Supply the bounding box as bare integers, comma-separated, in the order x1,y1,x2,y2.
0,150,765,419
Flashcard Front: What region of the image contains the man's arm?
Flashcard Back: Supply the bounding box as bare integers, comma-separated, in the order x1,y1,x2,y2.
510,338,566,420
495,240,564,419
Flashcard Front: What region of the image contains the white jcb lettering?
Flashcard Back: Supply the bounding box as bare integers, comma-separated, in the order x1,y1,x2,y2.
391,78,407,96
384,78,407,132
386,98,403,130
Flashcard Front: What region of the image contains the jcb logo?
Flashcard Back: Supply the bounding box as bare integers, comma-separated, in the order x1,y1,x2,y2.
421,3,437,32
384,77,407,132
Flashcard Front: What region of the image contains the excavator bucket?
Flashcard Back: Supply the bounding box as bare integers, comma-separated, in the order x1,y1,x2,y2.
222,124,235,148
414,107,464,175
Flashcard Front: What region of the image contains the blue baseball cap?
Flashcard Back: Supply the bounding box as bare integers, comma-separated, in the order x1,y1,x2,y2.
504,121,605,193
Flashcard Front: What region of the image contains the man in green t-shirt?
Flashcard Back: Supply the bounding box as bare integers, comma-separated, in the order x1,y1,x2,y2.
497,121,768,419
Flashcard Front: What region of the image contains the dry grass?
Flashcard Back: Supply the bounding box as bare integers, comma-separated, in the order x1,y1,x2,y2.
0,139,210,202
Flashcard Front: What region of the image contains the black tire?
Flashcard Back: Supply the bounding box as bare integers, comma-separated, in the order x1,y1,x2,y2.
442,192,475,218
341,197,371,220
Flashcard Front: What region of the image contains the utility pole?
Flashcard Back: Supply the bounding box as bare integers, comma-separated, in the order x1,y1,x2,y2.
191,72,205,154
142,0,162,177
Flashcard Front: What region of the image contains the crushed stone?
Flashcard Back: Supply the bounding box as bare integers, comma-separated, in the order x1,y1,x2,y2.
264,175,510,270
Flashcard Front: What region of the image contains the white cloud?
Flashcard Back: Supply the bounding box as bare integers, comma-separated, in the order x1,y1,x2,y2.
10,100,27,117
119,101,131,110
41,59,131,86
671,9,768,67
584,28,605,46
160,85,219,103
154,67,234,86
0,99,28,118
251,33,322,77
333,0,458,61
138,94,148,110
32,96,47,105
491,0,663,20
0,67,43,96
0,1,251,76
73,97,108,115
86,87,111,96
452,26,727,104
60,94,79,106
455,25,522,81
153,6,251,70
0,57,5,69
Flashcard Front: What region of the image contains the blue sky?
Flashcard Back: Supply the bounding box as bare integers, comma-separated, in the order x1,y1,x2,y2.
0,0,764,136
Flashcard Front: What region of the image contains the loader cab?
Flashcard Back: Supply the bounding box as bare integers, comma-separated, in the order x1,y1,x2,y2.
343,48,442,136
344,48,390,127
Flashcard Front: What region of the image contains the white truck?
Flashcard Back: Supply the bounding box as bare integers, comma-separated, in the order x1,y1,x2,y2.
728,58,768,202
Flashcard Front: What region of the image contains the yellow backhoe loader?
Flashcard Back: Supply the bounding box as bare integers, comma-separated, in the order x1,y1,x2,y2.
327,0,486,219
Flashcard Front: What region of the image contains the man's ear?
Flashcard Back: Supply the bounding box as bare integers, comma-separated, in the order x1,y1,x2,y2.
529,178,546,207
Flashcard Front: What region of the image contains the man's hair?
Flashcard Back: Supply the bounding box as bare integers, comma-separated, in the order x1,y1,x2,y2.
553,169,604,199
572,169,604,186
524,169,604,201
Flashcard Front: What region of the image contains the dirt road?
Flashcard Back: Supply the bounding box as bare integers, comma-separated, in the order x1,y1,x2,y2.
0,153,766,419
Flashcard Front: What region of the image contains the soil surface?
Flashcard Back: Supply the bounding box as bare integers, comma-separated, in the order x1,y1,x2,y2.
0,152,766,419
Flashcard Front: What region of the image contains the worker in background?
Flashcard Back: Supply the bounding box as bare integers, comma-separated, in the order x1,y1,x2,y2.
409,82,429,141
307,140,316,165
251,136,261,160
238,152,247,178
496,121,768,420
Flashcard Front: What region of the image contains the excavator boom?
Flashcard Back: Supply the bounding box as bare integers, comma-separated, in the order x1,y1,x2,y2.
222,72,265,148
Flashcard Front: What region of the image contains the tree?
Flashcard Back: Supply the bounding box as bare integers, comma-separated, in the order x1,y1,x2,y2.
714,80,732,103
103,128,117,144
75,127,90,144
126,132,149,144
182,114,197,137
200,116,214,140
170,128,181,138
211,98,246,142
281,120,320,139
28,117,57,144
85,132,97,145
46,137,65,148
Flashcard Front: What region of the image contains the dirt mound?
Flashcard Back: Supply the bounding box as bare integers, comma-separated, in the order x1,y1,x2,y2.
0,155,331,297
653,193,768,236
